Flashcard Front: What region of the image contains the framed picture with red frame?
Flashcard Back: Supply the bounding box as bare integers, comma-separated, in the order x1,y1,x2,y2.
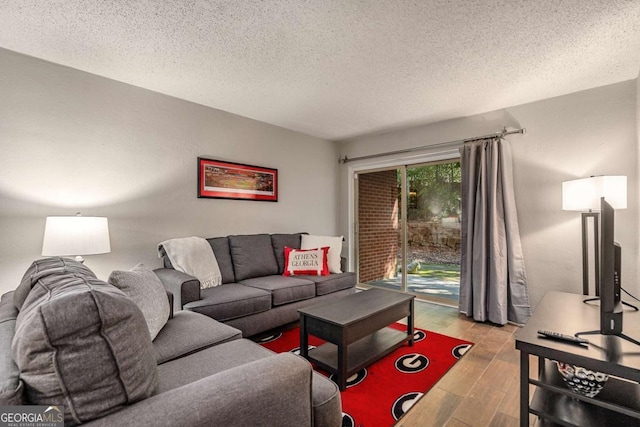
197,157,278,202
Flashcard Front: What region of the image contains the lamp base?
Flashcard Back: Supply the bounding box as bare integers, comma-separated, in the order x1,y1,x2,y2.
582,212,600,296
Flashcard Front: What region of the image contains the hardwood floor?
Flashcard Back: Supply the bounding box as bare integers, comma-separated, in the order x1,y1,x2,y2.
395,299,526,427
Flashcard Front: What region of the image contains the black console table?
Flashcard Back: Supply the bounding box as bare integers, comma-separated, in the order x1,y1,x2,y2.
515,291,640,426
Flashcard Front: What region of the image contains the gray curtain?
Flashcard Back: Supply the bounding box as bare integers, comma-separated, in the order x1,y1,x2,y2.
459,138,531,325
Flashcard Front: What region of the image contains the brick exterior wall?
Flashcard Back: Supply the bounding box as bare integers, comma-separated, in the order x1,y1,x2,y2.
358,170,399,283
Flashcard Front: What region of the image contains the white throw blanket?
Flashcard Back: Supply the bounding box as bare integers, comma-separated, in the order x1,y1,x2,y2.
158,237,222,289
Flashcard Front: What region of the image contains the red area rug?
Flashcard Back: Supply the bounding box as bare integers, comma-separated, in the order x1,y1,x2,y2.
257,323,473,426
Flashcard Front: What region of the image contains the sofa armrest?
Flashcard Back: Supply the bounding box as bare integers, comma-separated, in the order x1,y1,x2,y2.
153,268,200,312
85,353,313,427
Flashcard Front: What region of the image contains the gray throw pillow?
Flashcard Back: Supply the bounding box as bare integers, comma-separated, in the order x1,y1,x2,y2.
13,258,158,426
108,264,170,340
13,257,96,310
0,292,23,406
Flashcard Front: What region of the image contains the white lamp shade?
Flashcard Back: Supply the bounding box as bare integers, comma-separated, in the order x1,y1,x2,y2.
562,176,627,211
42,216,111,256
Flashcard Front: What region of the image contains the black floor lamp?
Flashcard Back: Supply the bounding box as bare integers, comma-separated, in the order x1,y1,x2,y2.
562,176,627,296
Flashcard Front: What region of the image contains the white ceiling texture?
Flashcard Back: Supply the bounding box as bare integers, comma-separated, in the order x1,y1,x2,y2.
1,1,639,141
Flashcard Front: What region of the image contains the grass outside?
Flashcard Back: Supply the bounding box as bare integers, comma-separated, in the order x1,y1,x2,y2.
405,262,460,283
369,245,461,302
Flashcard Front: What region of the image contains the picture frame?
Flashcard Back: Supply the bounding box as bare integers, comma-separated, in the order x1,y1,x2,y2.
197,157,278,202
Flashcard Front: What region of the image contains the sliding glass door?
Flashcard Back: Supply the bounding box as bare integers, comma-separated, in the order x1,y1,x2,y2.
356,159,461,304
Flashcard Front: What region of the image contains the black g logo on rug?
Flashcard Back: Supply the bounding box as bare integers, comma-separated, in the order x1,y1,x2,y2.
452,344,472,359
341,412,355,427
290,345,316,355
392,392,424,420
330,368,367,388
256,332,282,344
413,330,426,343
395,354,429,373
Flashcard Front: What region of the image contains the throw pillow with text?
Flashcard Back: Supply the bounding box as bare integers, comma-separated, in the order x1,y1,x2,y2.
283,246,330,276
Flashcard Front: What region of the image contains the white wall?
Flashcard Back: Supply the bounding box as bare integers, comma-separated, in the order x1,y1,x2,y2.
338,80,639,309
0,48,341,294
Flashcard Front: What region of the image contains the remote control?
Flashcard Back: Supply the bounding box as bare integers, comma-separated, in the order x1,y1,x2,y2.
537,330,589,345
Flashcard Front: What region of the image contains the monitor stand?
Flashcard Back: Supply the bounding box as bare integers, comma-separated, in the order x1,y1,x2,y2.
583,296,639,311
575,329,640,347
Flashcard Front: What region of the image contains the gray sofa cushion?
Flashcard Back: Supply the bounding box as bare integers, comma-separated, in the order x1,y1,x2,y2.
153,311,242,364
184,283,271,321
156,339,340,426
13,256,96,310
108,263,171,340
12,258,158,426
270,233,304,274
240,275,315,306
297,272,358,296
229,234,279,281
206,237,236,284
86,351,315,427
0,292,22,406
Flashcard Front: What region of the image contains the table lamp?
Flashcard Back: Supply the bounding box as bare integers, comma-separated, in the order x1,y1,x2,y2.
562,176,627,295
42,213,111,263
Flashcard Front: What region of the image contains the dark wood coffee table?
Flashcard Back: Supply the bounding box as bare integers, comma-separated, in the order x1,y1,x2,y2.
298,288,415,390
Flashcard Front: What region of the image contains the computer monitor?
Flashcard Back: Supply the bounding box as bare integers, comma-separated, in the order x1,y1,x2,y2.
599,197,623,335
576,197,640,346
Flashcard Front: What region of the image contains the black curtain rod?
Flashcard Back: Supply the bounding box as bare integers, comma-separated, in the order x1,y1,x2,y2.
339,127,526,164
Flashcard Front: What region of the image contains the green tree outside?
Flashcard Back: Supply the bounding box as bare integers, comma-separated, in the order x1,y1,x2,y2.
399,162,461,221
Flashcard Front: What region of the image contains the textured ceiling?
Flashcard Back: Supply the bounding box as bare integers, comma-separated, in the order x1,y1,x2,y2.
1,1,639,141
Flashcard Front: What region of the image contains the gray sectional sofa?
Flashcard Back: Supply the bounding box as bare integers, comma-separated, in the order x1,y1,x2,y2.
0,257,342,426
156,233,356,337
